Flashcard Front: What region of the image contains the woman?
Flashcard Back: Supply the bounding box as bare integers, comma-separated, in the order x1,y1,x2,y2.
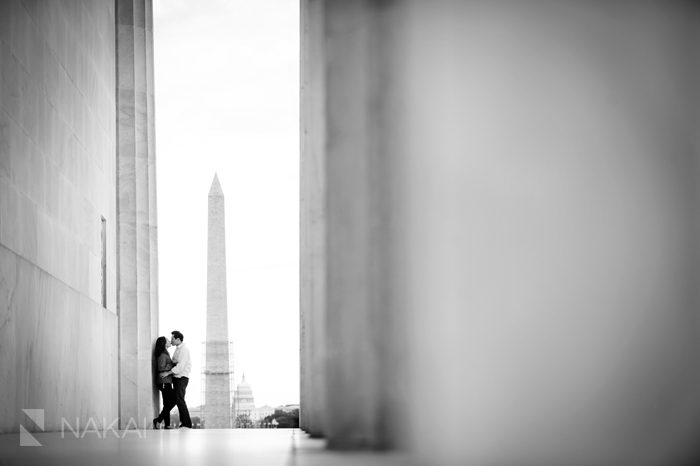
153,336,176,429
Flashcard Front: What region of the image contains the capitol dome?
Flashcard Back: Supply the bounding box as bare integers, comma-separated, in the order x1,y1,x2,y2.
233,374,256,418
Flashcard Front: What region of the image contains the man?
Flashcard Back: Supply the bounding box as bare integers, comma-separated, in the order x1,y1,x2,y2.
160,330,192,428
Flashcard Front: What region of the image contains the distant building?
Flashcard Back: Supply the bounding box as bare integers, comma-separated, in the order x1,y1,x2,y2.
278,404,300,413
232,374,256,418
252,405,275,421
231,376,278,422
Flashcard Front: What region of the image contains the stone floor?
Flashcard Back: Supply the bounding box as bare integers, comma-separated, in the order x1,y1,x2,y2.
0,429,411,466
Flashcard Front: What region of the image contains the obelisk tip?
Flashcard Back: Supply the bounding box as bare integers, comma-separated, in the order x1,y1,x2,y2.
209,173,223,197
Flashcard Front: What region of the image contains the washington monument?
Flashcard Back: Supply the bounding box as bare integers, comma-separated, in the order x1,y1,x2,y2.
203,174,233,428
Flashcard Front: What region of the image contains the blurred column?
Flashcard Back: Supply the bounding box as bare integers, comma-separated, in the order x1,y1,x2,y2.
116,0,159,428
301,0,407,449
300,0,326,438
396,1,700,464
302,0,700,463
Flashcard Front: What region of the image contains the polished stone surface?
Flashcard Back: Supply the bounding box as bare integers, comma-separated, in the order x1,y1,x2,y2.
0,0,158,434
0,429,411,466
0,0,118,433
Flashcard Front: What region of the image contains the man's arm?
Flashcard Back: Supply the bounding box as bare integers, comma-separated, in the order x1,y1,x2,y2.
171,347,190,375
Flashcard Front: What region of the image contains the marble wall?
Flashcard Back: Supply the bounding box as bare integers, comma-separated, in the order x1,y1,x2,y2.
0,0,159,433
301,1,700,463
0,0,119,433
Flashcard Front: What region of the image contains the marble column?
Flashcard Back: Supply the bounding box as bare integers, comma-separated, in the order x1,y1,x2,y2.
301,0,700,463
300,0,326,438
116,0,159,428
203,174,233,428
301,0,406,450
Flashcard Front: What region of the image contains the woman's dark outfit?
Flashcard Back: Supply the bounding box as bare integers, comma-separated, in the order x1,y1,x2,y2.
154,351,176,427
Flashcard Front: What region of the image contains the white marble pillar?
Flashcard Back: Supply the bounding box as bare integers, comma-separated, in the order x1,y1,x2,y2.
300,0,326,438
116,0,159,428
146,0,160,383
203,174,233,429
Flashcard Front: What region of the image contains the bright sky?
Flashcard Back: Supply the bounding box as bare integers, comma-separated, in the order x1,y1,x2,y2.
153,0,299,409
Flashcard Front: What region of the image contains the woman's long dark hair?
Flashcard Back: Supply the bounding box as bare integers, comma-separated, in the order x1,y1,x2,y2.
153,336,168,360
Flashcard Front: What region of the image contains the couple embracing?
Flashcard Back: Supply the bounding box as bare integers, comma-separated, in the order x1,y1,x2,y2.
153,330,192,429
